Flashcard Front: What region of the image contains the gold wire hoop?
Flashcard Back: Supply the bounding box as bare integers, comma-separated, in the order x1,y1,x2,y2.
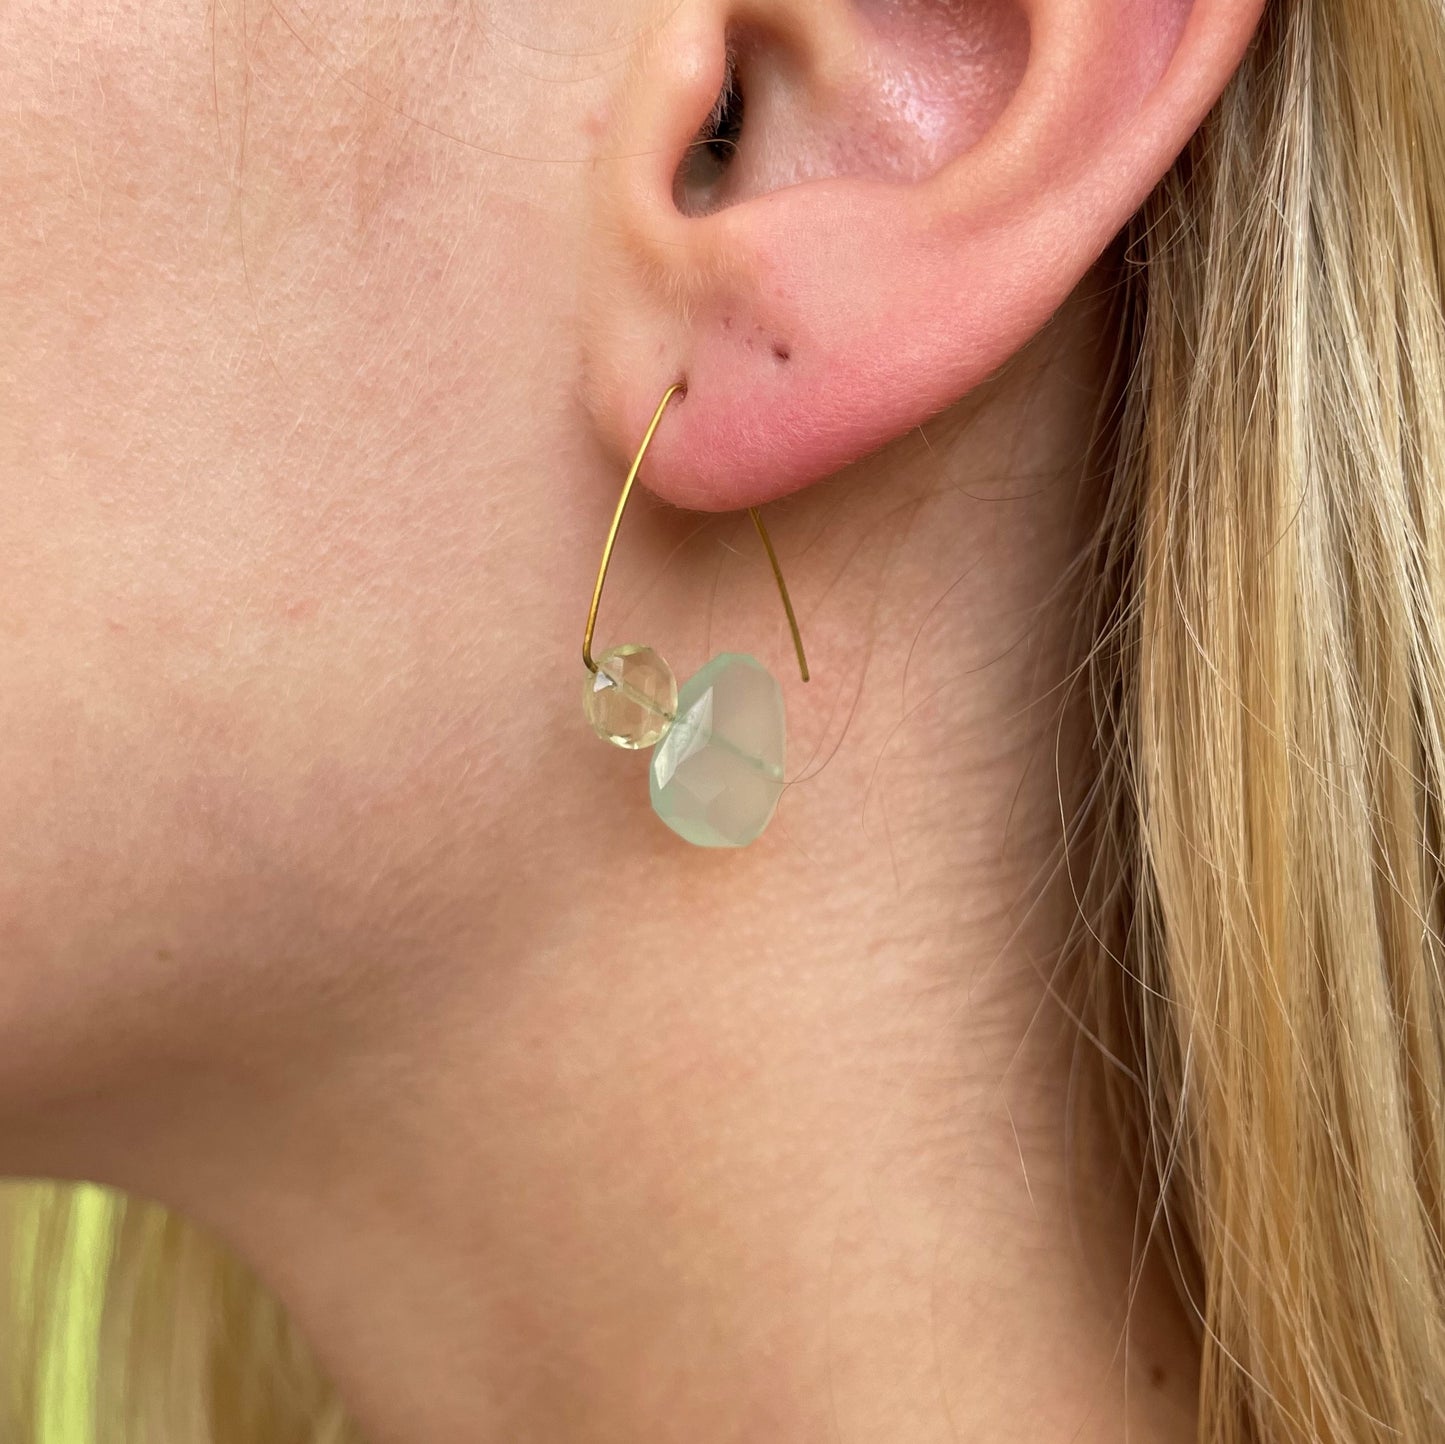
582,384,810,683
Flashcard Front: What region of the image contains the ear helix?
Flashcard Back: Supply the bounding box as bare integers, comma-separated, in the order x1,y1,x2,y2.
581,384,809,848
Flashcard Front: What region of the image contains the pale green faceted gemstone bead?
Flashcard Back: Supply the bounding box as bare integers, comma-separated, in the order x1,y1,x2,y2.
649,653,786,848
584,644,677,750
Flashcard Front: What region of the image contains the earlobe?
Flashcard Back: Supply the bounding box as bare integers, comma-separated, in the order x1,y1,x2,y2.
581,0,1265,513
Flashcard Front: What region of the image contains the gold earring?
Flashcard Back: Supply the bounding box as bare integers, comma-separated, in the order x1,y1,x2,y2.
582,383,809,848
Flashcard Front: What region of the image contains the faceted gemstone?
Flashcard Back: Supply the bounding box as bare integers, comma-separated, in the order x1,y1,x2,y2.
584,644,677,750
649,653,785,848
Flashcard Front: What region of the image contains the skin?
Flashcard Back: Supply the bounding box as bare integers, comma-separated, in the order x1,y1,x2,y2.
0,1,1263,1440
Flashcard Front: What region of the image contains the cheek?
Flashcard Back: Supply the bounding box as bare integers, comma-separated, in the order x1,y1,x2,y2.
0,0,607,1072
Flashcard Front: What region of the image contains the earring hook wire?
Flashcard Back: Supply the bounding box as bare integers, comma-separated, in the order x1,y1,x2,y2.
582,383,810,683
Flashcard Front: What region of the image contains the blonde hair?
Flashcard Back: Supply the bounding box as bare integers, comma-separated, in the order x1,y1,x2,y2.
1084,0,1445,1437
1,1184,355,1444
6,0,1445,1439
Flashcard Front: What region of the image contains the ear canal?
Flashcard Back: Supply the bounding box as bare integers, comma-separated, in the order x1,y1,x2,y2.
674,4,1031,217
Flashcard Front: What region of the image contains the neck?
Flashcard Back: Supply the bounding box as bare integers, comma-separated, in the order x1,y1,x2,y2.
29,287,1199,1443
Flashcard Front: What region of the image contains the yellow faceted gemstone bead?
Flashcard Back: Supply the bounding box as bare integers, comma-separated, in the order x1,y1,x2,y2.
583,644,677,750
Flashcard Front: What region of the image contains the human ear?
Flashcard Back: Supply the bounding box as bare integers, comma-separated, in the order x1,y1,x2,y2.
581,0,1265,511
